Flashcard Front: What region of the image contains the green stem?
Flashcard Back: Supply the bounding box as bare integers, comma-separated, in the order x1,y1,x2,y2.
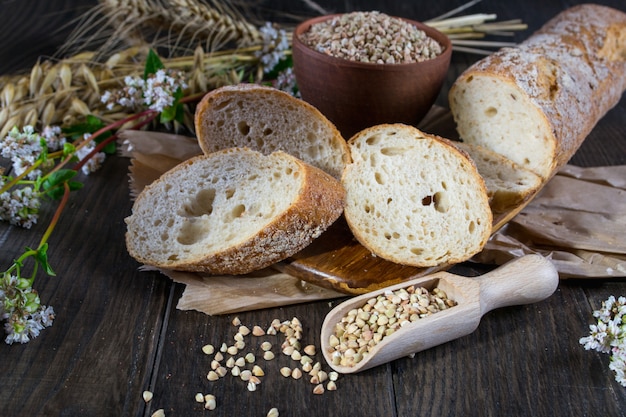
52,109,158,174
38,182,70,248
0,159,44,194
4,248,38,277
72,110,159,172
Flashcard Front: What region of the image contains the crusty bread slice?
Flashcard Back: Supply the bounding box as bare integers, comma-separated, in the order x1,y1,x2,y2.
449,4,626,180
455,142,543,213
342,124,492,267
194,84,350,179
125,148,345,275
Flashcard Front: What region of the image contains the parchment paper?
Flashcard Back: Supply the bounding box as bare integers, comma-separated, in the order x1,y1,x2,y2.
119,110,626,315
473,165,626,278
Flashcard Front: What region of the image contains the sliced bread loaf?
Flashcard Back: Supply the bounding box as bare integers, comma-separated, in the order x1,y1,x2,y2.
125,148,345,275
449,4,626,180
194,84,350,179
455,142,543,213
342,124,492,267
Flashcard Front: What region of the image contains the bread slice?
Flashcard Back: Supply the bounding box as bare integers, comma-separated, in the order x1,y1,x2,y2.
342,124,492,267
125,148,345,275
449,4,626,180
194,84,350,179
454,142,543,213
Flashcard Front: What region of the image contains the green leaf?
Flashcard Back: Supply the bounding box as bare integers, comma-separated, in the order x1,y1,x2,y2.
62,142,76,157
62,115,105,140
35,243,56,276
144,49,165,79
41,170,83,199
41,170,77,190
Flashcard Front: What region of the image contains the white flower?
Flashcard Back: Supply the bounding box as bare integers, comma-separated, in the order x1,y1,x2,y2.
272,67,300,97
581,295,626,387
41,125,65,152
610,348,626,387
0,126,44,180
256,22,290,73
0,186,41,228
100,69,187,113
75,134,106,175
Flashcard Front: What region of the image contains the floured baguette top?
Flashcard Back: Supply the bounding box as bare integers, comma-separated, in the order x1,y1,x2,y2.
194,84,350,179
449,4,626,180
342,124,492,267
455,142,543,213
125,148,345,275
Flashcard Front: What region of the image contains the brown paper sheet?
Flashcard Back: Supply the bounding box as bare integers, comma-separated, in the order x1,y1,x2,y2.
119,110,625,315
473,165,626,278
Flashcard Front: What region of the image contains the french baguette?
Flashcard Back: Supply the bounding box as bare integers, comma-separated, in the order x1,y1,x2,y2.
194,84,350,179
449,4,626,180
455,142,543,213
125,148,345,275
342,124,492,267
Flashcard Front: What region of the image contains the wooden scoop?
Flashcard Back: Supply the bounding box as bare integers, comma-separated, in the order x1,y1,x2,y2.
320,254,559,374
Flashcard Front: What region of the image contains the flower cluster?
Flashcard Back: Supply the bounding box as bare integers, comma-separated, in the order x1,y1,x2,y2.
0,273,55,344
256,22,290,73
580,295,626,386
271,67,300,98
0,126,64,180
101,68,188,113
0,126,105,228
0,182,41,228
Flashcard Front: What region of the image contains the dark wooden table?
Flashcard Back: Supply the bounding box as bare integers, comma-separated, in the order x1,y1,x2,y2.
1,1,625,416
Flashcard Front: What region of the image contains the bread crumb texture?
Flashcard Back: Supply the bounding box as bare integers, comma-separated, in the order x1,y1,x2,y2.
195,84,349,179
342,124,492,267
125,148,344,274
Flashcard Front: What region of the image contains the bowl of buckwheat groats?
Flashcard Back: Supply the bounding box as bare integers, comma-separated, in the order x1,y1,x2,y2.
292,11,452,138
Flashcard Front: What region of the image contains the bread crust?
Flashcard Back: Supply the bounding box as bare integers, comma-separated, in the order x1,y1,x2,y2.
125,149,345,275
194,84,351,179
449,4,626,179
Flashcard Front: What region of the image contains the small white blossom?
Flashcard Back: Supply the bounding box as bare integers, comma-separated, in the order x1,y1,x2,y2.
1,272,54,345
581,295,626,387
1,126,44,180
41,125,66,151
256,22,290,73
0,185,41,228
101,69,187,113
272,67,300,98
75,134,106,175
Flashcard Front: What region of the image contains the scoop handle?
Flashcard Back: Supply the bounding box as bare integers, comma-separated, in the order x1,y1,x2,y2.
477,254,559,315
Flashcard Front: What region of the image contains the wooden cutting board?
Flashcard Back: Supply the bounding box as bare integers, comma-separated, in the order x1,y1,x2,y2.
273,108,539,294
274,204,532,294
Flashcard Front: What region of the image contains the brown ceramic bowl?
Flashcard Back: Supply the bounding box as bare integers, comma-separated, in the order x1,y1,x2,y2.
292,14,452,139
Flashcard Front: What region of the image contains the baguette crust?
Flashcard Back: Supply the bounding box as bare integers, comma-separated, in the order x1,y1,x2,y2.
449,4,626,179
194,84,351,179
125,148,345,275
342,124,492,267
